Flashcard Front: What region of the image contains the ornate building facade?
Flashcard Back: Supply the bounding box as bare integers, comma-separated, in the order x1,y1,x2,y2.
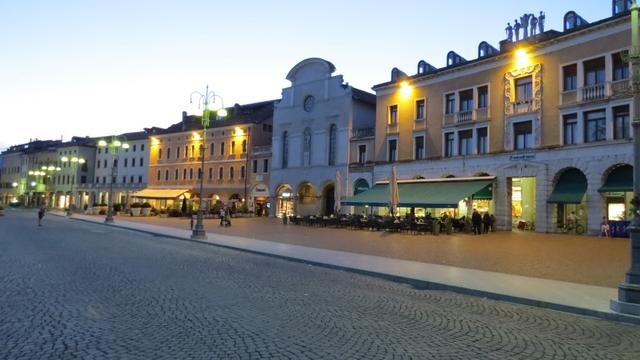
269,58,376,217
356,3,634,235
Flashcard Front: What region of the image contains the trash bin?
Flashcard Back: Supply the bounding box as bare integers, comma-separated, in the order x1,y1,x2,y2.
433,221,440,235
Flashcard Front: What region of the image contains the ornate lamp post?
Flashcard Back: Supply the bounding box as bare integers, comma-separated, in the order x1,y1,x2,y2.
98,138,129,223
189,85,227,240
611,1,640,316
60,156,86,212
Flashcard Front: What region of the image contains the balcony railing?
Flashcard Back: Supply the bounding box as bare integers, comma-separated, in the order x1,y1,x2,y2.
610,79,632,97
443,107,490,125
581,83,608,102
252,145,272,154
351,128,375,139
509,98,538,114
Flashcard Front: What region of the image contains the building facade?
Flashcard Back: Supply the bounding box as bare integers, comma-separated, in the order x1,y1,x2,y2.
78,131,150,208
143,101,274,212
51,137,96,209
364,3,634,235
270,58,376,217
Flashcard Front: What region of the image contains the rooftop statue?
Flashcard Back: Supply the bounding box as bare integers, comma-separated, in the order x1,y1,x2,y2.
506,22,514,42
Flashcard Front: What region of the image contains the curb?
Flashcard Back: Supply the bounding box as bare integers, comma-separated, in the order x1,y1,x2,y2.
57,213,640,325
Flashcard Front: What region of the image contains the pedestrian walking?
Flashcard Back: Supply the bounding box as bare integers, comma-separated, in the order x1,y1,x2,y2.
38,206,46,226
219,207,226,227
482,212,491,234
190,214,195,230
471,209,482,235
224,207,232,227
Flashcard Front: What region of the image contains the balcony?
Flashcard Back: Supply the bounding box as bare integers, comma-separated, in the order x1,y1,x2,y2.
351,128,375,139
508,98,539,115
581,83,608,102
610,79,632,97
443,107,490,126
559,80,632,106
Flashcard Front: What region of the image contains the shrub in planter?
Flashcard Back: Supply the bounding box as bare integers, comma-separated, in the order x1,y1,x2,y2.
113,203,123,212
130,202,142,208
130,202,142,216
98,209,106,215
140,202,152,216
141,202,152,208
168,209,182,217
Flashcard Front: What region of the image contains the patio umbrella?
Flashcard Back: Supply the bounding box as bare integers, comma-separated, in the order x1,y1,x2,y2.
334,170,342,215
389,165,399,215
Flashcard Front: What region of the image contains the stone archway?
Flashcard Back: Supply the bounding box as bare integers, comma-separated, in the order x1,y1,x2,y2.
322,183,335,216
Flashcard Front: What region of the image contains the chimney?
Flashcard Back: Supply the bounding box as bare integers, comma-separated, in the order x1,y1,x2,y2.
182,111,188,131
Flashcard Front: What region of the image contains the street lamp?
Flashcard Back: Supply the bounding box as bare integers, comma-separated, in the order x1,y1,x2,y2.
611,0,640,316
60,156,86,212
189,85,227,240
98,138,129,223
235,126,251,212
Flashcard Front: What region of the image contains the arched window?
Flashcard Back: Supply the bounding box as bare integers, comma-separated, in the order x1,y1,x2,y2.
229,167,235,179
189,168,193,180
564,11,588,31
166,147,171,159
156,170,161,181
165,170,169,181
303,127,312,166
183,168,187,180
417,60,427,75
175,169,179,180
478,41,497,58
242,139,247,153
282,131,289,168
208,167,213,179
240,165,245,179
391,67,401,81
210,143,215,156
613,0,632,15
218,167,224,179
328,124,337,166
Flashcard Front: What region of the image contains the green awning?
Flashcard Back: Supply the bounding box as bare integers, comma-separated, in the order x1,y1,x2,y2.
472,184,493,200
342,179,493,208
341,184,389,207
547,168,587,204
598,165,632,193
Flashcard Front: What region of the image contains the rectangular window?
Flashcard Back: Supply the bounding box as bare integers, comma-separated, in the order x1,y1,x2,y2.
584,110,606,142
219,167,223,180
123,176,126,183
97,161,100,168
220,141,225,156
477,86,488,108
166,147,171,159
139,158,143,167
96,176,99,184
133,144,136,152
444,132,454,157
514,121,533,149
612,51,629,81
584,57,606,86
477,127,488,154
563,113,578,145
141,144,144,151
130,176,134,183
124,158,128,167
103,159,107,168
229,167,234,180
414,136,425,160
252,159,258,173
459,89,473,111
113,159,118,167
458,130,473,156
263,159,269,173
415,99,425,120
176,147,180,159
387,139,397,162
358,144,367,164
81,176,87,184
613,105,630,140
388,105,398,125
445,93,455,114
103,176,106,184
158,148,162,160
515,76,533,101
138,175,142,183
563,64,577,91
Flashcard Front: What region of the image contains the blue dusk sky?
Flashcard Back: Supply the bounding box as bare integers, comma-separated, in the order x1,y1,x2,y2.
0,0,609,149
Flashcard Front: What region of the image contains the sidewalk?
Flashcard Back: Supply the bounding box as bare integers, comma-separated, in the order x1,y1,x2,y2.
52,211,637,323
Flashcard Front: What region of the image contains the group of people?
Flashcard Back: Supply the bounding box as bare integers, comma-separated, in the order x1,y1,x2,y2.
471,209,495,235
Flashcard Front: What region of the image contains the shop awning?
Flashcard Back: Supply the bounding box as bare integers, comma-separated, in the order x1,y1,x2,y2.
341,178,494,208
341,184,389,207
547,168,587,204
472,184,493,200
598,165,633,193
131,188,189,199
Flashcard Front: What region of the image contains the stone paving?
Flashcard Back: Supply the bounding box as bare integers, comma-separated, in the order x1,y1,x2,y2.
1,210,639,359
101,214,628,288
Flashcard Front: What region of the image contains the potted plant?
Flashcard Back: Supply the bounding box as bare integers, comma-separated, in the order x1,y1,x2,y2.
159,209,168,218
113,203,123,215
140,202,152,216
130,202,142,216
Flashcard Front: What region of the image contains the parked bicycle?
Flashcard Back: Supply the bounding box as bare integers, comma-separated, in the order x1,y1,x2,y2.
562,221,584,234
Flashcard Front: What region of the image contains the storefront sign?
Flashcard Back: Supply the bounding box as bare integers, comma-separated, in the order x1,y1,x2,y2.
510,153,536,161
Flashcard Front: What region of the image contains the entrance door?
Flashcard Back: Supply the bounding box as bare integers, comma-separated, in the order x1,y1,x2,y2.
511,177,536,230
323,185,335,216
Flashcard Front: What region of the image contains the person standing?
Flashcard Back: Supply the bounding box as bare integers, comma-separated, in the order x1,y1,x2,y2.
219,207,226,227
472,209,482,235
482,212,491,234
38,207,46,226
